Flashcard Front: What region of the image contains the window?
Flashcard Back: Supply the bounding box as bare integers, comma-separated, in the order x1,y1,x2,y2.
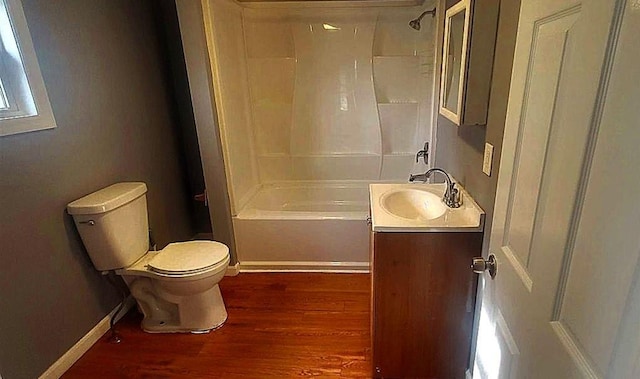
0,0,55,137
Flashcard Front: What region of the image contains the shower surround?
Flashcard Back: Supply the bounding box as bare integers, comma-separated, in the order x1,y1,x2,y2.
203,0,437,271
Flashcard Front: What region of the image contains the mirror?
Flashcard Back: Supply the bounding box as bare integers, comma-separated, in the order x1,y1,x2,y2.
439,0,470,124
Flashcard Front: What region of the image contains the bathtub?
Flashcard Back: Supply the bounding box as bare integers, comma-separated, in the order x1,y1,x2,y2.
233,181,372,272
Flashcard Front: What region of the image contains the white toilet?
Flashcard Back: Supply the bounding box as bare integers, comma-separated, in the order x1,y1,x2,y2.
67,182,230,333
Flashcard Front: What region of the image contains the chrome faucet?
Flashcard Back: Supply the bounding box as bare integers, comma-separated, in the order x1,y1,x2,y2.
409,168,462,208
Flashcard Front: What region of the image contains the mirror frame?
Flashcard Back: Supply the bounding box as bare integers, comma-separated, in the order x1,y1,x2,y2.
439,0,471,125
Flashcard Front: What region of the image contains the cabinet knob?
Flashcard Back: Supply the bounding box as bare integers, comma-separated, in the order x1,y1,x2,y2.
471,254,497,279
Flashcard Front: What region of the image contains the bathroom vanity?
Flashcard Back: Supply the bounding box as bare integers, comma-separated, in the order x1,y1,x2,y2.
368,183,484,378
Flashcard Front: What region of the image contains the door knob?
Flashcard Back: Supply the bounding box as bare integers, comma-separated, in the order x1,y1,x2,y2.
471,254,497,279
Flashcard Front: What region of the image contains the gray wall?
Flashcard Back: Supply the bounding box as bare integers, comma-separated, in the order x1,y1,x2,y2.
0,1,193,378
157,0,213,236
435,0,521,224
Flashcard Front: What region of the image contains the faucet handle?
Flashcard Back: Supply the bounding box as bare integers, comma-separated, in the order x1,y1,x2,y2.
447,186,462,208
415,142,429,164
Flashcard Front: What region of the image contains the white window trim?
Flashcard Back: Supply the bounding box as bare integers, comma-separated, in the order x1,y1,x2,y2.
0,0,55,137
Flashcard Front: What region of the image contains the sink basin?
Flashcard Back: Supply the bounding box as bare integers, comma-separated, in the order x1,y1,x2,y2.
370,183,485,232
380,188,447,221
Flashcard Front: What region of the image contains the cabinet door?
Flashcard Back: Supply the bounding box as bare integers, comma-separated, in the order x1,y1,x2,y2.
372,232,482,378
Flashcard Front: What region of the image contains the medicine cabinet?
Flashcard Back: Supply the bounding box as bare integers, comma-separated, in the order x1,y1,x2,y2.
439,0,499,126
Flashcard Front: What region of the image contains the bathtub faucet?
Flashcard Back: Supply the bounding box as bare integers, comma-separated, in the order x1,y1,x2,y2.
409,168,462,208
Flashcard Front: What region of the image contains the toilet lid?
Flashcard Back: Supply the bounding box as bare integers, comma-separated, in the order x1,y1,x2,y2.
148,241,229,275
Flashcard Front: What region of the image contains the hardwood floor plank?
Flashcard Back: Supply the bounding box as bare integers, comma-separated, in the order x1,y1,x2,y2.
63,273,371,378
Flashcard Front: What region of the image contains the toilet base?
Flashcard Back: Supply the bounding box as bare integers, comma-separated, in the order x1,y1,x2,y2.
128,275,228,334
141,314,227,334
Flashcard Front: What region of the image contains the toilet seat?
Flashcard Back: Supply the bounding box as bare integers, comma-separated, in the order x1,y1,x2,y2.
148,241,229,276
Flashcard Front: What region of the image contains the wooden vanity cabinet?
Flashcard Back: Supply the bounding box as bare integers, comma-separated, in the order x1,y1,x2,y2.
370,231,483,378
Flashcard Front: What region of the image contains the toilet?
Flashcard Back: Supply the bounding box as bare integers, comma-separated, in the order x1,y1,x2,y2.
67,182,229,333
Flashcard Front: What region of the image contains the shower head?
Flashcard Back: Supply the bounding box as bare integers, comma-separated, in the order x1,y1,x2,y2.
409,8,436,31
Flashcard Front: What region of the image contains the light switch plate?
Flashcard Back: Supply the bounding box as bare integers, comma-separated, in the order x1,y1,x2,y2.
483,143,494,176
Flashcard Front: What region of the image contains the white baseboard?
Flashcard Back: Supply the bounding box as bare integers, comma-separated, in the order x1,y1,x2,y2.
225,262,240,276
239,260,370,273
39,297,135,379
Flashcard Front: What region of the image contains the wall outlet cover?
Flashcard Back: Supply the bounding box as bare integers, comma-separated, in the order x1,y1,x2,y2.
483,143,494,176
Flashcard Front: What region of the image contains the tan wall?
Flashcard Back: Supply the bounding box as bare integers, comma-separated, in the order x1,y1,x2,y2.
0,1,193,377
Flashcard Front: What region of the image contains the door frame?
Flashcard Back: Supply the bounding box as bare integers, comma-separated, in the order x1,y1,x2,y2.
175,0,238,266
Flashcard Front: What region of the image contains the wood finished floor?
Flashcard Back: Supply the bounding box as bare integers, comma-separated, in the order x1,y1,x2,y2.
63,273,372,378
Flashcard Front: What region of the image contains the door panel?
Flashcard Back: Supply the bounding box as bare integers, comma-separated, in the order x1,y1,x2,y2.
555,7,640,368
503,8,579,270
475,305,520,379
474,0,639,378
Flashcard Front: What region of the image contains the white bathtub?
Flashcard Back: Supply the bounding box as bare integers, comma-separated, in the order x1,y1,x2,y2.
233,181,372,272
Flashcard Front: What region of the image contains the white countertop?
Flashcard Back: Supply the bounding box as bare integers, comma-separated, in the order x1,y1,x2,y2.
369,182,485,232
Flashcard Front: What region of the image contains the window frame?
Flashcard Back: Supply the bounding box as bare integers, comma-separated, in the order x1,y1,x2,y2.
0,0,56,137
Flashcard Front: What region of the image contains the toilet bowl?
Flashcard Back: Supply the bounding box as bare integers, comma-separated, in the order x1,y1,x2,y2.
67,182,230,333
119,241,230,333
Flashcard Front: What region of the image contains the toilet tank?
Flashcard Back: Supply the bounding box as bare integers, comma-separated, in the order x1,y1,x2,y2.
67,182,149,271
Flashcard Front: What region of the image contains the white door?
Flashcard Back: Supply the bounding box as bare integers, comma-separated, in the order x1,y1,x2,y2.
473,0,640,377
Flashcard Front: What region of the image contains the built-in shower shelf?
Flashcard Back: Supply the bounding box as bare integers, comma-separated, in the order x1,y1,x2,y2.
373,55,419,104
288,153,382,158
373,55,420,59
373,55,420,58
237,0,423,9
258,153,385,158
248,56,295,60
